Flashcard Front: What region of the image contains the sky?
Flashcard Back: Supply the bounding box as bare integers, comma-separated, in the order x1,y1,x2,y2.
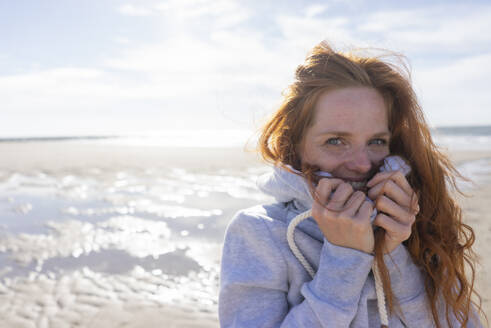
1,0,491,138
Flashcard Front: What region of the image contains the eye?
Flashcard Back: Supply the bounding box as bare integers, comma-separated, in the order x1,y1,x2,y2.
369,138,388,146
325,137,342,146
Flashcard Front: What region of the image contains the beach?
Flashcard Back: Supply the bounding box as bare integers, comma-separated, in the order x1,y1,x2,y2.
450,151,491,322
0,141,269,328
0,140,490,327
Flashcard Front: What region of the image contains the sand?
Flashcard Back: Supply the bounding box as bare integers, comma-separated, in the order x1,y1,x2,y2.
0,141,262,173
0,141,490,327
455,178,491,323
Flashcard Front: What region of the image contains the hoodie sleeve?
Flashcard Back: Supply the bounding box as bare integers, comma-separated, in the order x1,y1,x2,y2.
382,243,429,324
384,244,484,327
219,210,374,327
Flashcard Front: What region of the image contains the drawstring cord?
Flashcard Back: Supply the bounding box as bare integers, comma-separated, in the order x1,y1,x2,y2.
287,210,316,277
287,209,389,327
372,252,389,328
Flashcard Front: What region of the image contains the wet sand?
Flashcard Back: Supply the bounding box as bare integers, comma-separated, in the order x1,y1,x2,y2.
0,141,267,328
456,178,491,322
0,141,490,327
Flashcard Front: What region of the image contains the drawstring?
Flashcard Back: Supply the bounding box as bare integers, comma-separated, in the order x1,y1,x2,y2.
287,210,390,327
287,210,316,277
372,254,389,328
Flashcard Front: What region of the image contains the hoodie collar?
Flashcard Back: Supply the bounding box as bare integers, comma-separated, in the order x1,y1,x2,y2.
256,165,315,212
256,156,409,213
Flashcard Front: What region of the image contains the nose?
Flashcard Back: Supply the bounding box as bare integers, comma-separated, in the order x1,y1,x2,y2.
345,147,372,174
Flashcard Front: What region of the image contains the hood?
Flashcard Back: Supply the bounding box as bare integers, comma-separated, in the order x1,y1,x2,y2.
256,165,314,212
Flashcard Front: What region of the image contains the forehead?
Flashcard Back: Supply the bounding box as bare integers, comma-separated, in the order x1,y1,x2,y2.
311,87,389,133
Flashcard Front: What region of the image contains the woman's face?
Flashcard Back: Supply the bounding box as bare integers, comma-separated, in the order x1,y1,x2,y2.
299,87,390,185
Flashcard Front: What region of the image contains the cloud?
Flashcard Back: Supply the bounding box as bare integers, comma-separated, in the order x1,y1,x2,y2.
3,1,491,138
102,30,300,102
304,4,329,18
118,0,250,29
414,53,491,125
275,14,360,52
114,37,131,45
258,3,491,58
155,0,246,20
0,68,115,111
269,3,491,125
357,5,491,53
117,4,155,16
0,66,186,109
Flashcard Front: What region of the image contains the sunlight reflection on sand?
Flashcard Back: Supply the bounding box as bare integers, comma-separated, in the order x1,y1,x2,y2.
0,158,271,327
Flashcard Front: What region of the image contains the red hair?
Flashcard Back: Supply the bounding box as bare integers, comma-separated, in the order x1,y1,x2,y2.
257,41,486,327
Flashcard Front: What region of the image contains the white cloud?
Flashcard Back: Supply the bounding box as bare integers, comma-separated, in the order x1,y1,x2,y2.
118,4,154,16
0,65,236,137
3,1,491,138
358,5,491,53
305,4,329,18
414,53,491,126
103,31,298,96
0,68,113,111
0,66,189,109
155,0,246,19
265,3,491,57
118,0,250,28
269,3,491,125
275,14,358,53
0,68,102,94
114,37,131,45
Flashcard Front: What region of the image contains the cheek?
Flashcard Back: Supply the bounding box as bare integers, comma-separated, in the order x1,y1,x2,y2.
317,157,342,172
301,146,341,172
313,151,347,172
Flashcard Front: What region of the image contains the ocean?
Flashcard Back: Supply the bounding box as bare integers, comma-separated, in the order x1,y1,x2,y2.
0,126,490,326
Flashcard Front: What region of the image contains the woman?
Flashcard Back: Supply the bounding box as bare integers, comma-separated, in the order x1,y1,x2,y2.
219,41,486,327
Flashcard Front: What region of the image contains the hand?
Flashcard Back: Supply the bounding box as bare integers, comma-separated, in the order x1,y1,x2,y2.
312,178,375,254
367,171,419,254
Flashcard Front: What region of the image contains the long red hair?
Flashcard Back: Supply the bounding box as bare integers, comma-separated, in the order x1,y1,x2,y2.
257,41,486,327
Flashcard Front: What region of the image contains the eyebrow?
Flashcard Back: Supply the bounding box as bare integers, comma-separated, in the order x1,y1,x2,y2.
317,131,391,138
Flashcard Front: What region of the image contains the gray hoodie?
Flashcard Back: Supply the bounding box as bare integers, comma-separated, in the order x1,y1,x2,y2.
219,166,483,327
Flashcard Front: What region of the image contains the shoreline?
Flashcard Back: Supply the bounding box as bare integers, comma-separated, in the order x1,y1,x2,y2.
0,142,263,173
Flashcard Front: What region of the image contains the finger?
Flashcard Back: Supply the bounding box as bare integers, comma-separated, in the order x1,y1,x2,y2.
368,179,411,207
373,213,412,241
367,171,412,196
375,195,416,225
368,170,418,211
410,193,420,215
354,199,374,222
327,182,354,211
343,191,366,216
315,178,344,205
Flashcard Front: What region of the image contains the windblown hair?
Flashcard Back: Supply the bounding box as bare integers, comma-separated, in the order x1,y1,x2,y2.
257,41,486,327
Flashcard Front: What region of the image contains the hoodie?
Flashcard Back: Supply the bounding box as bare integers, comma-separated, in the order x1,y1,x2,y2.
218,165,483,327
